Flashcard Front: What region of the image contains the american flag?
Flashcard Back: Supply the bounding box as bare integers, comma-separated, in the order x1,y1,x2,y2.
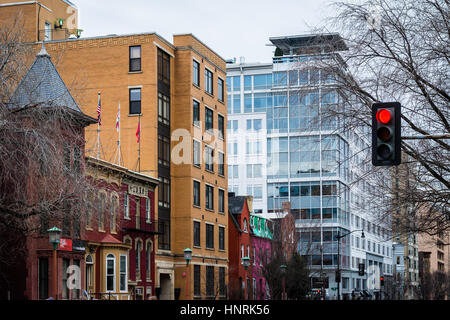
97,94,102,126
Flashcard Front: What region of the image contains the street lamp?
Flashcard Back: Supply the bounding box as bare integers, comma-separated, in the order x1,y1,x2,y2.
336,229,364,300
184,248,192,300
48,227,62,300
242,256,250,299
280,264,287,300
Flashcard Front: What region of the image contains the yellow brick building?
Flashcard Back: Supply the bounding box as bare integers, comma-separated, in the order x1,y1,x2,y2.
0,0,228,300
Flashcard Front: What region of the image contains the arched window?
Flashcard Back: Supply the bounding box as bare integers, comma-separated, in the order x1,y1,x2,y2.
146,240,153,280
106,254,115,292
135,239,142,281
243,218,248,233
110,194,119,233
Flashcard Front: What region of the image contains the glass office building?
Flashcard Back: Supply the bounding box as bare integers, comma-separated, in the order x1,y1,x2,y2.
227,34,393,299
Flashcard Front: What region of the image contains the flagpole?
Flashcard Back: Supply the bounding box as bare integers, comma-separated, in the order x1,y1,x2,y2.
118,101,121,166
97,92,101,159
138,114,141,173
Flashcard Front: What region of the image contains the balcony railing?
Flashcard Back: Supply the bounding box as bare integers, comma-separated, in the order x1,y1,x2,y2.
122,216,159,234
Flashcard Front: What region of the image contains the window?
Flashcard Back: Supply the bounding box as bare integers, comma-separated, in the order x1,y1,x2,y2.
120,255,127,292
205,107,213,131
193,60,200,86
218,114,224,139
38,258,49,300
145,198,150,222
158,93,170,125
206,224,214,249
193,181,201,207
124,194,129,218
73,145,81,175
157,49,170,85
219,189,225,213
158,177,170,208
194,221,201,247
106,254,115,292
205,68,213,95
135,240,142,280
44,22,52,41
254,119,262,131
158,135,170,167
129,88,141,115
145,242,152,280
193,100,200,126
63,143,71,172
206,185,214,210
129,46,141,72
111,195,118,232
193,140,201,167
218,78,224,102
206,266,214,296
158,218,170,250
243,218,248,232
205,145,214,172
219,226,225,250
232,76,240,91
98,192,106,231
218,152,225,176
219,267,226,297
194,265,201,296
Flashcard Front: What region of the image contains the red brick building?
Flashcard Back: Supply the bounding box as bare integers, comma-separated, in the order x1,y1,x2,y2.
228,194,254,300
0,45,96,300
84,157,159,300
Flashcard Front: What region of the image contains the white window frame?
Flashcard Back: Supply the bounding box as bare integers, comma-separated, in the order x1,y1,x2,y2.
145,198,150,222
124,193,130,219
119,255,128,292
106,254,116,293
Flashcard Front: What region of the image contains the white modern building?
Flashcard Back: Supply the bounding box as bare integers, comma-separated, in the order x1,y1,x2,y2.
226,34,393,299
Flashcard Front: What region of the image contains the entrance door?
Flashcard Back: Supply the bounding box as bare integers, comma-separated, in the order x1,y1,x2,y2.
159,273,171,300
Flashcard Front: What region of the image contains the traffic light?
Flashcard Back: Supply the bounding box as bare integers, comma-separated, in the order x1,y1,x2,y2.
358,263,365,276
372,102,401,166
380,276,384,286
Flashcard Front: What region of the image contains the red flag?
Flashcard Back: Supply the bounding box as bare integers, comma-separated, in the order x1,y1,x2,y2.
136,118,140,143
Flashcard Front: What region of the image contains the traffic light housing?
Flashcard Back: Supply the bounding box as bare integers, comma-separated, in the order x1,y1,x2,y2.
380,276,384,286
372,102,401,166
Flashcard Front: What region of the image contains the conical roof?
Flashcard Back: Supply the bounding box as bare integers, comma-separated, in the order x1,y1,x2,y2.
8,43,82,113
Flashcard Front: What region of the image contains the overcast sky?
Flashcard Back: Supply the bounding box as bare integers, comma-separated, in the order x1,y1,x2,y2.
75,0,335,63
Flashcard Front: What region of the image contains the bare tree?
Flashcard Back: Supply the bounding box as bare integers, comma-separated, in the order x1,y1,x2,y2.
301,0,450,236
0,14,98,293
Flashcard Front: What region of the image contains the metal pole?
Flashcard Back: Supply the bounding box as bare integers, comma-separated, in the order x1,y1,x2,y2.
53,244,57,300
185,263,189,300
337,231,340,301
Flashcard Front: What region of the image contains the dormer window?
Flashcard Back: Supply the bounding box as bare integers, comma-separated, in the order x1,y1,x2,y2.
243,218,248,233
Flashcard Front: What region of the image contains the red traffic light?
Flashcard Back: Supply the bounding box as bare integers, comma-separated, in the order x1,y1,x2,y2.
380,277,384,281
376,109,391,124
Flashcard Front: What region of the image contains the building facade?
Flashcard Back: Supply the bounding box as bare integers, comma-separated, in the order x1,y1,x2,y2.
228,194,253,300
0,0,229,300
0,0,80,42
226,34,393,299
249,214,272,300
84,157,159,300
